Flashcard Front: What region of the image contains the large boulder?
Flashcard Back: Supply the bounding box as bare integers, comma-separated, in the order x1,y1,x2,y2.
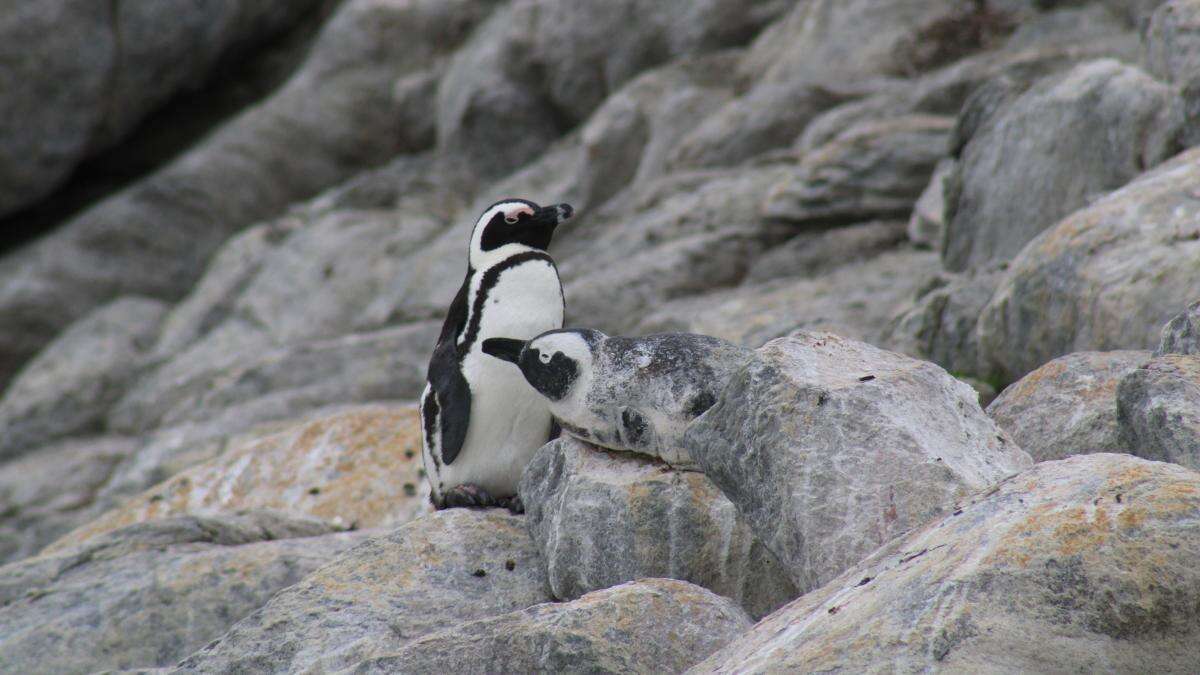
943,59,1184,272
684,332,1032,592
978,146,1200,382
882,270,1001,378
692,454,1200,673
520,437,797,619
1157,300,1200,356
987,351,1151,462
0,512,366,674
1117,355,1200,469
0,297,166,460
355,579,753,674
0,0,493,388
0,0,325,218
44,404,428,554
176,510,552,673
762,115,955,226
1143,0,1200,84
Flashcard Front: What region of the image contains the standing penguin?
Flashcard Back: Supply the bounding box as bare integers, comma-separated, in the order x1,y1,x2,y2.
421,198,573,511
482,329,752,467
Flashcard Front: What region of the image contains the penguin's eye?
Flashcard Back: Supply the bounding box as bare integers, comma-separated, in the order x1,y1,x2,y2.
504,215,518,224
539,351,552,364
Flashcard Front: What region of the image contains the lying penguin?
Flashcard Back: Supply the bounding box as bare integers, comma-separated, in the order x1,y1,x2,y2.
482,329,752,467
420,198,573,512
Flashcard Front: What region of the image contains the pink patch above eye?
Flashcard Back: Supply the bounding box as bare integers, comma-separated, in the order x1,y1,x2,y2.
505,206,534,223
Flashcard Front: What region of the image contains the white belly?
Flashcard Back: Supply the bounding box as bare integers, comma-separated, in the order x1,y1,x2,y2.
433,259,563,499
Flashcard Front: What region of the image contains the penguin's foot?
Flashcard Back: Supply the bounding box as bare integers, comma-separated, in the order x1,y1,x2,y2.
440,483,498,509
496,494,524,515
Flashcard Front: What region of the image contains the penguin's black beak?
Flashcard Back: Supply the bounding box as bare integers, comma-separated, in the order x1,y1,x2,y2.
482,337,526,365
529,203,573,229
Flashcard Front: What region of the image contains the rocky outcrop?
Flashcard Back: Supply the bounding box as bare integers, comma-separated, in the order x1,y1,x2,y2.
0,511,366,674
692,454,1200,673
520,437,797,619
1143,0,1200,85
176,510,552,673
354,579,752,674
45,405,428,553
685,332,1031,593
942,59,1184,273
978,146,1200,382
987,351,1150,462
1157,300,1200,356
1117,355,1200,469
883,270,1001,377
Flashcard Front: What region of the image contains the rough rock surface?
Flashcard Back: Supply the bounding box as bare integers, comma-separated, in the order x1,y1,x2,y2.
1143,0,1200,84
692,454,1200,674
355,579,753,675
1157,300,1200,356
685,332,1032,592
978,146,1200,382
1117,355,1200,469
176,510,552,673
883,270,1001,378
987,350,1150,462
520,437,797,619
943,58,1184,272
0,0,325,218
46,405,428,553
0,297,166,460
907,158,955,248
0,512,366,674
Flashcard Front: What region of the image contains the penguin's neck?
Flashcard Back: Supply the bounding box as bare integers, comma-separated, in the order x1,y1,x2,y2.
457,247,563,352
469,242,541,270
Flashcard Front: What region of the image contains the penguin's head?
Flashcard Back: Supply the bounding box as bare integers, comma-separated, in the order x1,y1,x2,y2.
482,329,600,402
469,198,573,267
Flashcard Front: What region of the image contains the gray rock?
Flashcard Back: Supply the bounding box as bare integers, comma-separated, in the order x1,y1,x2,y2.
0,512,366,674
907,158,955,248
0,0,324,218
987,350,1151,462
1117,355,1200,469
0,0,492,388
692,454,1200,673
1143,0,1200,84
0,297,166,460
354,579,753,675
744,220,909,284
1157,300,1200,356
435,0,789,182
684,332,1032,592
883,270,1002,378
978,146,1200,382
176,509,552,673
0,436,138,565
520,437,797,619
943,59,1185,272
763,115,955,226
639,248,941,349
561,166,794,335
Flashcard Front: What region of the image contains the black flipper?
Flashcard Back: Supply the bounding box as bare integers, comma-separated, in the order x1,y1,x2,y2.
427,276,473,466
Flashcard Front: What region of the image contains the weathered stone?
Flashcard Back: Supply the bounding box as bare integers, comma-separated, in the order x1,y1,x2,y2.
0,297,166,460
1143,0,1200,84
988,351,1151,462
0,436,138,564
907,158,955,248
520,437,797,619
638,249,941,349
1157,300,1200,356
0,512,366,674
978,146,1200,382
176,510,552,673
0,0,492,388
45,405,428,554
355,579,752,674
943,59,1185,272
744,220,909,284
763,115,954,226
0,0,325,218
883,270,1002,378
692,454,1200,673
1117,355,1200,469
684,332,1032,592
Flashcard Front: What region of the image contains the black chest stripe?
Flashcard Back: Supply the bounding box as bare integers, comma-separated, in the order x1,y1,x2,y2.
459,251,558,352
